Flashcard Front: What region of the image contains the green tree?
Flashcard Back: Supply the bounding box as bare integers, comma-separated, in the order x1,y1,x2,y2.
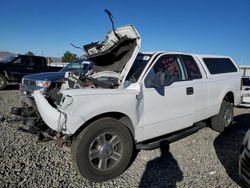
62,51,78,62
25,51,35,56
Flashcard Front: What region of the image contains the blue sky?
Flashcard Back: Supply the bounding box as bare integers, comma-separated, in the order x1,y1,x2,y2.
0,0,249,65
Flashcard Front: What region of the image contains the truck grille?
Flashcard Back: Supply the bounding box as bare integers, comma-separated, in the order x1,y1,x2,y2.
23,79,36,87
240,149,250,186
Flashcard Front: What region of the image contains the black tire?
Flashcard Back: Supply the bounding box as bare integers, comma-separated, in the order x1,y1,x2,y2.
0,74,7,90
71,117,134,182
211,100,234,132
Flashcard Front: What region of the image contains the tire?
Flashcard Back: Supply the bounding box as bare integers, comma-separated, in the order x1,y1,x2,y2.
211,100,234,132
0,74,7,90
71,117,134,182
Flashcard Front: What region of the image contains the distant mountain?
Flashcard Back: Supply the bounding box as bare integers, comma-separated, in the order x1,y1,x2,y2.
0,51,61,62
0,51,16,58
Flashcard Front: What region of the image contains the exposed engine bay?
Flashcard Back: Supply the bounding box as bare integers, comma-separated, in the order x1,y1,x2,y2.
44,71,120,107
43,24,141,107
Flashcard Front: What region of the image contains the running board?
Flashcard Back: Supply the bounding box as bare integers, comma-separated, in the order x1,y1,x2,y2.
136,122,206,150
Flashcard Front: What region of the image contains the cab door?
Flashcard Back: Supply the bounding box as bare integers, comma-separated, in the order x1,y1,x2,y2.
141,54,195,140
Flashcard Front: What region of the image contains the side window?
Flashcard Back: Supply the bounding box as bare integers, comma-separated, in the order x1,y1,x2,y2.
21,57,33,66
203,58,237,74
32,57,43,68
144,55,187,88
181,55,202,80
14,57,22,64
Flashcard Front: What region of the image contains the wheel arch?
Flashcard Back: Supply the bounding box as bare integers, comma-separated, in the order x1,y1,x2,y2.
73,112,135,139
223,91,234,105
0,70,9,78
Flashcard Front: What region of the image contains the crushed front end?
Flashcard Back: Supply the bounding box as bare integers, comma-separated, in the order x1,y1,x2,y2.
11,24,141,148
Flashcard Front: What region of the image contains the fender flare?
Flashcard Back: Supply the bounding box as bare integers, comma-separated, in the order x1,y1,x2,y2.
4,70,9,79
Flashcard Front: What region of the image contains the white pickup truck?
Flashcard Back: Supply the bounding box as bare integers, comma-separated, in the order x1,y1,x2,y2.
32,25,241,182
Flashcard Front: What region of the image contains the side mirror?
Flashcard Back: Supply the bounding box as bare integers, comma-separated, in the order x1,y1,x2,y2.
126,82,141,93
14,59,22,64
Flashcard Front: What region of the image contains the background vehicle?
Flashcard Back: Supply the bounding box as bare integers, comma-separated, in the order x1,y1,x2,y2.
20,59,93,98
240,76,250,107
239,129,250,187
0,54,61,90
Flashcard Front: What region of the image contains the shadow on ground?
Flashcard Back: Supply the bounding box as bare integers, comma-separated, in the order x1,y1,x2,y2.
214,113,250,186
4,84,19,90
139,145,183,188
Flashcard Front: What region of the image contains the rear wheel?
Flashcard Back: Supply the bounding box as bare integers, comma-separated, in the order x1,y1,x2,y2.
0,74,7,90
71,117,134,182
211,100,234,132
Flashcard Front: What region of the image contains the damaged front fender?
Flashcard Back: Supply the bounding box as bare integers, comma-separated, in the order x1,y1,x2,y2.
34,90,86,134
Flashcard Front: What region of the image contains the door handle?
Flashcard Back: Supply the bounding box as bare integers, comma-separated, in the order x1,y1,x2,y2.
186,87,194,95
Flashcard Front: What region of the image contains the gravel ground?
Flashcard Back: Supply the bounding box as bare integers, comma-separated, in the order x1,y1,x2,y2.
1,86,250,187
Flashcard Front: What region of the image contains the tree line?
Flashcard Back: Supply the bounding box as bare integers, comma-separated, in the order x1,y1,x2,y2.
25,51,79,63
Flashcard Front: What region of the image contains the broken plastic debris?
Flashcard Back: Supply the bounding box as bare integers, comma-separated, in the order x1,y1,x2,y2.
209,171,216,175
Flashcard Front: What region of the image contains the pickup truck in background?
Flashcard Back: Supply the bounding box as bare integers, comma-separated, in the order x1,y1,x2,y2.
20,59,93,99
0,54,61,90
239,76,250,107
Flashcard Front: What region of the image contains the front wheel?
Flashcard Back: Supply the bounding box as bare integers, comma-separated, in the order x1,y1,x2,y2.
211,100,234,132
71,117,134,182
0,74,7,90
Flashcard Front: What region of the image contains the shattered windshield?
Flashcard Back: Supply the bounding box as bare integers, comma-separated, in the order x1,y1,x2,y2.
1,55,18,63
125,53,152,83
60,59,93,74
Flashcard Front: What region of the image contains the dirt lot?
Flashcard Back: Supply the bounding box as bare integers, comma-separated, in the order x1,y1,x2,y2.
0,86,249,187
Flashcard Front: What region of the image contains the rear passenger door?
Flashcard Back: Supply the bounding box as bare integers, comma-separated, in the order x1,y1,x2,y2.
142,54,196,140
181,55,209,123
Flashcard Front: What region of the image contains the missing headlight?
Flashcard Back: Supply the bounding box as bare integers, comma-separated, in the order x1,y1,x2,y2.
44,82,63,106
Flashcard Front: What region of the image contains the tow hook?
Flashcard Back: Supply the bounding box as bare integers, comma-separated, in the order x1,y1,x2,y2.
55,131,71,149
55,131,64,148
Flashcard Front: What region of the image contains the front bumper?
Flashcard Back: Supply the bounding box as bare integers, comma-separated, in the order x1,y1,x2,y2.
34,90,64,133
33,90,85,134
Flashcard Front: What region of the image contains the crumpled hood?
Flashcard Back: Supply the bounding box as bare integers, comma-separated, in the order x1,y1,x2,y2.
84,25,141,81
60,86,139,97
24,72,65,81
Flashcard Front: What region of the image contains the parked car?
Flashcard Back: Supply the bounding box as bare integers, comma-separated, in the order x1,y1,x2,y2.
239,129,250,187
239,76,250,107
20,59,93,98
0,54,61,90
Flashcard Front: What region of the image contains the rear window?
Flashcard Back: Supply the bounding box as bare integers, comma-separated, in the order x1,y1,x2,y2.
203,58,237,74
